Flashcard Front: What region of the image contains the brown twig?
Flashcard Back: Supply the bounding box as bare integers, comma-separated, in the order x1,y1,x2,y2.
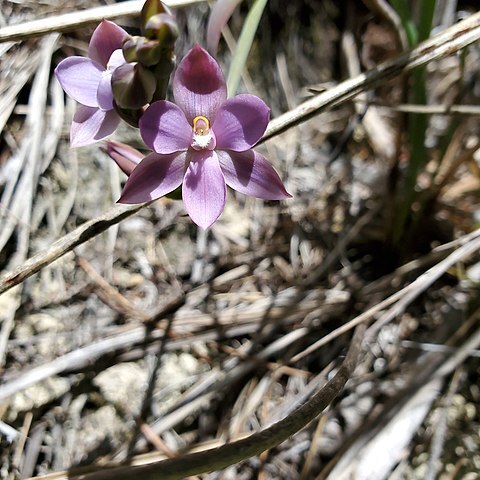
263,10,480,141
136,420,177,458
76,255,150,321
0,203,149,296
28,327,364,480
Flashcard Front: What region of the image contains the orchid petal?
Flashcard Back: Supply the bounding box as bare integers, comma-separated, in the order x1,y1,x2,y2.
55,57,103,107
70,105,119,147
218,149,291,199
97,73,114,110
89,20,128,67
206,0,243,56
213,94,270,151
102,140,144,176
140,100,192,154
107,49,126,70
173,44,227,122
118,152,187,203
183,150,226,229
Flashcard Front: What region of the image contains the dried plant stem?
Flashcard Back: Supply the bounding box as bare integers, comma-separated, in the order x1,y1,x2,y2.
291,227,480,363
1,11,480,297
264,10,480,141
354,101,480,115
0,203,148,296
0,0,206,43
28,327,364,480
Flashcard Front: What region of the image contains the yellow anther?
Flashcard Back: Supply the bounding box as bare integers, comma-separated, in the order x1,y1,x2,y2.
193,115,210,135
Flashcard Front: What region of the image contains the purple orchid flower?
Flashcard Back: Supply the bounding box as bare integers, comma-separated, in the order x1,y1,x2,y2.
55,20,128,147
118,44,291,229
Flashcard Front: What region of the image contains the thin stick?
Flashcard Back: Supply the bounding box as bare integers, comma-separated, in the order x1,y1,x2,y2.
291,227,480,363
26,328,364,480
263,11,480,141
352,101,480,115
0,203,148,296
76,255,150,321
0,0,207,43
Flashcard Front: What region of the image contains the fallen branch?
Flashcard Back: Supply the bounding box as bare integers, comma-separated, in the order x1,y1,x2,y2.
0,203,147,296
26,328,363,480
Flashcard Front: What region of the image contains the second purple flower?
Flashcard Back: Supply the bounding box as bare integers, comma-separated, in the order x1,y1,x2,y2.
118,44,290,229
55,20,128,147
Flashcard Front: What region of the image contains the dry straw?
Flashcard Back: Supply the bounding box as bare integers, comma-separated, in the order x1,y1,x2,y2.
1,4,480,479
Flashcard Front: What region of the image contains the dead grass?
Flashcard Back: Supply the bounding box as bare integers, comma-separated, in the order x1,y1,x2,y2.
1,1,480,479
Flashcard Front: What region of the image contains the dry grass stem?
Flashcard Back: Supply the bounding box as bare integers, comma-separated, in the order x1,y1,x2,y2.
0,0,207,43
2,2,480,479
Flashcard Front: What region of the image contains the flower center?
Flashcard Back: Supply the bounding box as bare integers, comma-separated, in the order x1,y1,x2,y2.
191,115,215,150
193,115,210,135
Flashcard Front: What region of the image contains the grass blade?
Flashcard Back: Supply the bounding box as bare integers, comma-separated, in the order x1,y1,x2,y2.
226,0,268,97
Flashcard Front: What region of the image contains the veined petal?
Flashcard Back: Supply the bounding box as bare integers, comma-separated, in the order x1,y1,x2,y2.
118,152,187,203
140,100,192,154
55,57,103,107
183,150,226,229
97,73,114,110
102,140,144,176
173,44,227,123
70,105,119,147
89,20,128,67
218,149,291,200
213,94,270,151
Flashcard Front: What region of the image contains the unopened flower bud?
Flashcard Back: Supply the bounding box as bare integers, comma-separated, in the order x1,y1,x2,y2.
144,13,179,44
122,36,140,63
101,140,144,176
112,62,156,109
135,37,163,67
140,0,170,35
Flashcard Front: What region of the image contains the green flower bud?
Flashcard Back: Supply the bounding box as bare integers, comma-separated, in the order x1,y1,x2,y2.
135,37,163,67
144,13,179,44
122,36,140,63
112,62,156,109
140,0,170,36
